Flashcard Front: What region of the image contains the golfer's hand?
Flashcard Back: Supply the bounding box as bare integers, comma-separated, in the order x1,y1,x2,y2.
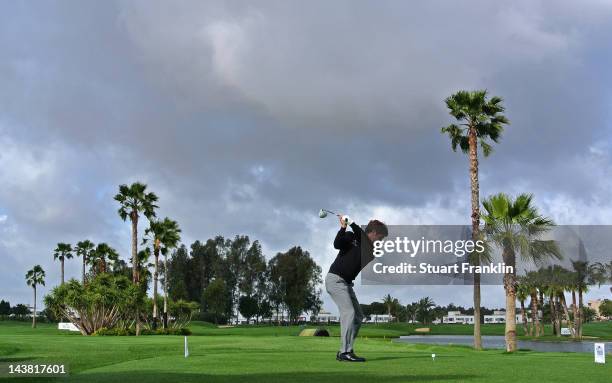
339,215,347,229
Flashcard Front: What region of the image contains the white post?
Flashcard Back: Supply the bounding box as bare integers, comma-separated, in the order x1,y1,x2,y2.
184,336,189,358
594,343,605,364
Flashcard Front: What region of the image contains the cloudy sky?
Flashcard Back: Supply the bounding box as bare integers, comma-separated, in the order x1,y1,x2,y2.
1,0,611,313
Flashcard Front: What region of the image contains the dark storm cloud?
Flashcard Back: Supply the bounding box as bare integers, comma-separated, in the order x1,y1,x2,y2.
1,0,611,308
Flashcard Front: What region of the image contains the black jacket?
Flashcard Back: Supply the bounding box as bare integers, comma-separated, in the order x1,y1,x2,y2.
328,222,374,283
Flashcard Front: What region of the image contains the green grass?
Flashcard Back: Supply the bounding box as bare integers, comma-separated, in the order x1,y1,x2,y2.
0,321,610,383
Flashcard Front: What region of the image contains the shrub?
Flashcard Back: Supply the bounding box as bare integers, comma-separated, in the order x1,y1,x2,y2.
44,274,141,335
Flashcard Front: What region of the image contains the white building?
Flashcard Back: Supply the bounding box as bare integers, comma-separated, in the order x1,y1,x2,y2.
364,314,394,323
442,311,474,324
313,310,339,323
484,310,538,324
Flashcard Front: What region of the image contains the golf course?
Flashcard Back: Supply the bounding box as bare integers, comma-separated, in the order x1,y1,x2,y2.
1,321,610,382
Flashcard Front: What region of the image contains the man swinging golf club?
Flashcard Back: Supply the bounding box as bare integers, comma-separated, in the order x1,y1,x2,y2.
325,214,388,362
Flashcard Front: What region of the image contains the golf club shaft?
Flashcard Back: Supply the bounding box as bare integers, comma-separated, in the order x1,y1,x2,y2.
322,209,340,217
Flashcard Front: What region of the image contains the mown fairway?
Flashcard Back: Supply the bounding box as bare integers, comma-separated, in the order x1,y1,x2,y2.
1,322,610,383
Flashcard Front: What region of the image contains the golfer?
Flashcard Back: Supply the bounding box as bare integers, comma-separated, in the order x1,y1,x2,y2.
326,215,388,362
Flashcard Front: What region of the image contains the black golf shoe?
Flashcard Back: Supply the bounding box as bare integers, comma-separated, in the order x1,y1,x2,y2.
337,351,366,362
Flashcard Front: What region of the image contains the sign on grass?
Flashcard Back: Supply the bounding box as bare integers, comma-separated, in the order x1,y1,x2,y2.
594,343,605,364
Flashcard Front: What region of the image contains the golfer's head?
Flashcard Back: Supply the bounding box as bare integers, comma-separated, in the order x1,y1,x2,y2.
365,220,388,242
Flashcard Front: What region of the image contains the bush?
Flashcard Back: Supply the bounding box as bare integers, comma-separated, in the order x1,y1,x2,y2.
44,274,142,335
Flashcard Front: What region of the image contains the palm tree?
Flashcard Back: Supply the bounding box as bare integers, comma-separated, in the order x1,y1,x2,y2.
416,297,436,325
114,182,158,284
516,276,530,336
481,193,560,352
74,240,95,283
157,218,181,329
541,265,566,337
525,270,543,336
143,220,164,329
25,265,45,328
53,243,73,284
441,90,509,349
114,182,158,336
90,243,119,274
382,294,395,319
405,303,418,324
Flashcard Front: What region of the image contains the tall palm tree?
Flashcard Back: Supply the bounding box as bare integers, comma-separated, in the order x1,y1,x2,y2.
143,219,165,329
481,193,560,352
74,240,95,283
114,182,158,336
143,217,180,329
158,218,181,329
516,276,530,336
382,294,395,319
525,270,543,336
114,182,158,284
53,243,73,284
25,265,45,328
441,90,509,349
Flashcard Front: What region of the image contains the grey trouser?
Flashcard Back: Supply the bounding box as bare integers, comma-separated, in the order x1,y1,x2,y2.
325,272,364,353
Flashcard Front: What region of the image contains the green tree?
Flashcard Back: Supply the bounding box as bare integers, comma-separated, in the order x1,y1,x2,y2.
405,303,418,323
268,247,322,324
240,241,266,298
114,182,158,336
44,274,140,335
416,297,435,324
143,217,181,329
238,296,259,323
482,193,560,351
203,278,227,324
74,240,95,283
158,218,181,329
25,265,45,328
89,243,119,275
0,300,10,315
225,235,251,323
441,90,509,349
382,294,400,321
168,245,190,301
599,299,612,318
11,304,29,317
516,276,530,336
53,243,73,284
143,219,168,329
114,182,158,284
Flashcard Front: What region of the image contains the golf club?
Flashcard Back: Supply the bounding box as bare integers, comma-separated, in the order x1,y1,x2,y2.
319,209,350,224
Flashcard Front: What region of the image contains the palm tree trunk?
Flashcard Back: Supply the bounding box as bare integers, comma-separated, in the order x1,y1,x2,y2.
530,292,540,337
504,273,517,352
549,295,556,336
163,252,169,329
152,243,159,330
32,286,36,328
539,290,544,335
61,258,65,284
473,274,482,349
559,293,572,335
131,213,139,283
578,289,584,338
82,256,86,283
571,290,578,338
130,212,140,336
520,300,528,336
468,125,482,350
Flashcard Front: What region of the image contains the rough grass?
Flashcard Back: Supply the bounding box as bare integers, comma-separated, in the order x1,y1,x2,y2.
0,321,610,383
